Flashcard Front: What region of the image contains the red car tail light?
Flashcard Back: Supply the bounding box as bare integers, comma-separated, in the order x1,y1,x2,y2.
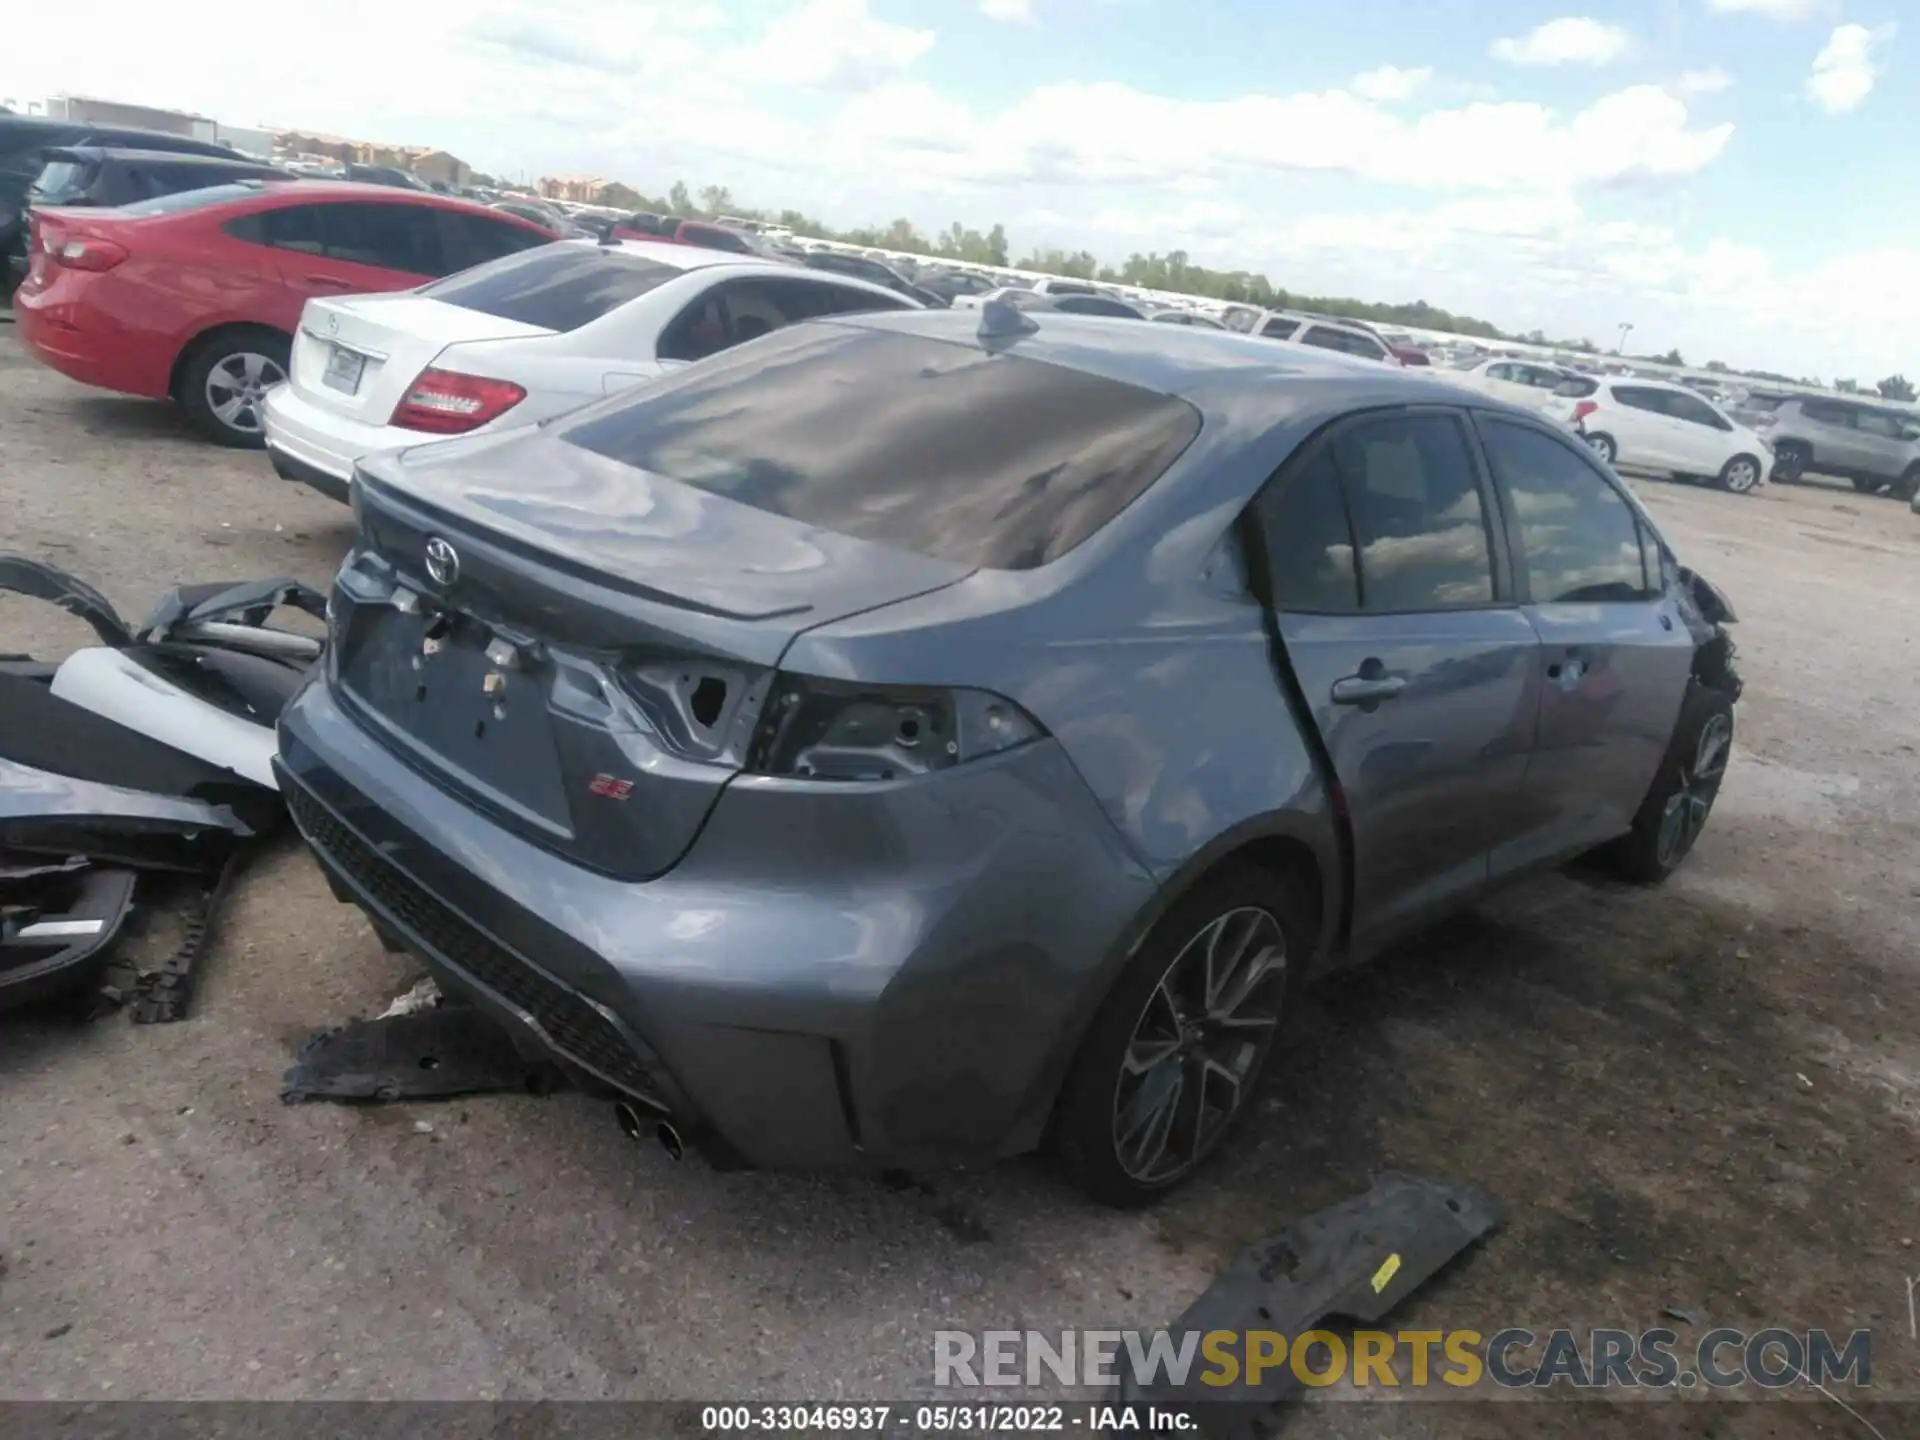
1572,400,1599,425
37,222,128,272
390,368,527,434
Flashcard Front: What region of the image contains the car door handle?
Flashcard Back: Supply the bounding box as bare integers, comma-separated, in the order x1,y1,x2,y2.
1546,651,1589,683
1331,673,1407,705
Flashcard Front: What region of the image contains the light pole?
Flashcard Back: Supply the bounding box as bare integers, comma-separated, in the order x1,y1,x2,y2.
1616,322,1634,355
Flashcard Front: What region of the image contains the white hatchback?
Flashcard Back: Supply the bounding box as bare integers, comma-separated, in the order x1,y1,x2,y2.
263,240,916,502
1543,378,1774,495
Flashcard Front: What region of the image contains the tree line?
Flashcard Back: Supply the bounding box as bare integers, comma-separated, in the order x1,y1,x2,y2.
494,173,1912,390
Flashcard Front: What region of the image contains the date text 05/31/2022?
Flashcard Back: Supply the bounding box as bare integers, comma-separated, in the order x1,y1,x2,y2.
700,1404,1195,1432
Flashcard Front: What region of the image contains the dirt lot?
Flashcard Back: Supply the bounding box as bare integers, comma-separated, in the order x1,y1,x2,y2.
3,323,1919,1435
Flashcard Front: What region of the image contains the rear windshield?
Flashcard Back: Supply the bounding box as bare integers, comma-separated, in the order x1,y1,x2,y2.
419,246,680,332
560,324,1203,570
29,160,93,201
115,182,278,216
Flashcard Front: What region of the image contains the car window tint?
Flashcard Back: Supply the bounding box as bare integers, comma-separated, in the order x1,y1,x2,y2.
1612,385,1671,415
225,202,325,253
1801,400,1854,426
443,211,553,269
1554,376,1599,398
421,245,674,332
564,325,1202,570
1486,362,1515,381
1854,409,1903,438
1256,450,1360,612
1303,326,1384,359
773,277,912,320
1056,296,1138,318
315,201,446,275
1665,392,1724,428
1328,414,1495,611
1261,317,1299,339
1479,418,1650,603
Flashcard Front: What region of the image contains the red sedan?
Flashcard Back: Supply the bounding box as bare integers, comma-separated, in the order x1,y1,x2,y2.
14,180,552,446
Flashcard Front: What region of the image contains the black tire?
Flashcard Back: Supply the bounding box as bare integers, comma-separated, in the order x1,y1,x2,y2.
175,326,291,448
1894,466,1920,503
1771,442,1809,484
1716,454,1763,494
1582,432,1617,466
1052,863,1311,1208
1597,682,1734,885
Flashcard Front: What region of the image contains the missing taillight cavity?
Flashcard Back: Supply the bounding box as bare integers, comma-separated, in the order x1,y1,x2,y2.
747,677,1044,782
391,368,527,435
1572,401,1599,425
690,676,727,729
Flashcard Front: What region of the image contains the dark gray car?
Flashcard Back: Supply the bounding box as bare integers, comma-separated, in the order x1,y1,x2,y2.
278,310,1742,1205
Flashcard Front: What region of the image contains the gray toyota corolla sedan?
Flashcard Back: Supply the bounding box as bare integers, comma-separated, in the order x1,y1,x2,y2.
277,306,1741,1205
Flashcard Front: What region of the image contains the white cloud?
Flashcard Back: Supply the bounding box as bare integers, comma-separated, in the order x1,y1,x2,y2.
1673,67,1733,94
731,0,933,91
979,0,1034,21
1707,0,1824,18
1351,65,1432,102
1806,22,1893,113
1491,17,1632,66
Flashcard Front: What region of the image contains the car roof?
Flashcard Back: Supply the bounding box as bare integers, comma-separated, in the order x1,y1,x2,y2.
584,237,800,273
826,307,1478,421
45,145,275,167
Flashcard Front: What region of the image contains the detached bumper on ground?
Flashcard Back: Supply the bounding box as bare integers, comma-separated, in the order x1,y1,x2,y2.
277,676,1157,1171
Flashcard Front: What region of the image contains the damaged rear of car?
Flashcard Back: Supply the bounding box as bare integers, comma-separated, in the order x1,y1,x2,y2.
279,310,1742,1203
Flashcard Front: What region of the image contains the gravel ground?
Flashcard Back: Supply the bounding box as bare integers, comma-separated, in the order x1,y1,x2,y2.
3,327,1919,1434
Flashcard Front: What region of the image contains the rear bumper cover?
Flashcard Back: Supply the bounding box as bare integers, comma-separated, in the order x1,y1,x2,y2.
14,297,168,397
277,675,1157,1170
268,444,351,505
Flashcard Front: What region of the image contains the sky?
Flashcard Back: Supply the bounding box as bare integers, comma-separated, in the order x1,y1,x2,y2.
3,0,1913,379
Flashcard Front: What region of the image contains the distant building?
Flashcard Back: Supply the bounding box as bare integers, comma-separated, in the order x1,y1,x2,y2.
539,173,610,204
43,93,208,136
412,150,472,190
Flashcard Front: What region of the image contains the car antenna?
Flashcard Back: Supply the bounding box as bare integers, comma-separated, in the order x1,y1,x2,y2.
977,296,1038,350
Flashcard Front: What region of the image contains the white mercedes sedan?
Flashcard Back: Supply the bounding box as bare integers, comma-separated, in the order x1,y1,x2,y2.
263,239,917,502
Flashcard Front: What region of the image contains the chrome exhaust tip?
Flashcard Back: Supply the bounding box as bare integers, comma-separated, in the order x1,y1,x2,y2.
656,1121,685,1162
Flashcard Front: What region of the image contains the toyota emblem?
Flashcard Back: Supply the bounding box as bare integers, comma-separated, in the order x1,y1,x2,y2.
424,537,460,587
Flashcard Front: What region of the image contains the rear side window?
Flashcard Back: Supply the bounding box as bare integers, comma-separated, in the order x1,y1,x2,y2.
1854,409,1904,438
1055,296,1139,318
315,201,446,275
440,210,554,269
421,246,676,332
1326,414,1496,610
1261,317,1299,340
1302,326,1386,360
1612,385,1670,415
1477,419,1650,603
562,325,1202,570
1800,400,1855,426
677,223,751,253
1255,451,1359,613
1553,376,1598,398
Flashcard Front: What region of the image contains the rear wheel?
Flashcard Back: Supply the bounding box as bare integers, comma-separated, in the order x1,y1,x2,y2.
1597,683,1734,884
1717,454,1762,494
1583,432,1617,465
1771,442,1809,484
1052,864,1308,1207
1895,465,1920,502
176,327,290,448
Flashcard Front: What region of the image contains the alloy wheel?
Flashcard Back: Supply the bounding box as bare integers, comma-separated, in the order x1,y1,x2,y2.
204,352,285,436
1584,434,1615,463
1110,906,1286,1185
1723,458,1760,493
1656,712,1732,869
